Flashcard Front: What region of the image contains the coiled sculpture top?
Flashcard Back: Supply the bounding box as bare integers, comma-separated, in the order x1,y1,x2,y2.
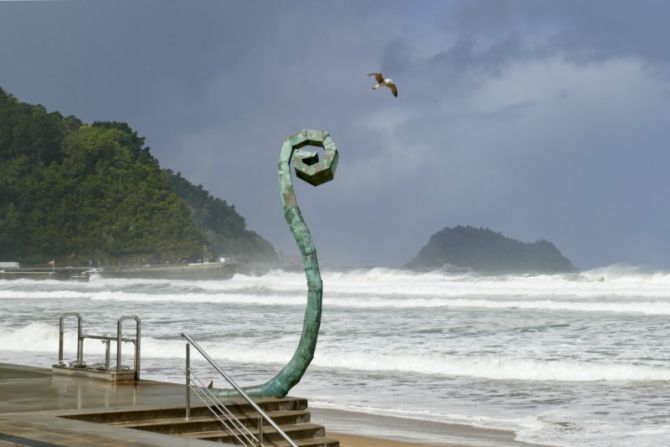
232,129,338,397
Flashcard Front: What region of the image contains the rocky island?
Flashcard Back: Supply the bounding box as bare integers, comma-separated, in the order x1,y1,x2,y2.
406,225,577,274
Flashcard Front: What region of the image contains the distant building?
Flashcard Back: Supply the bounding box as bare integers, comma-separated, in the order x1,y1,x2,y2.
0,262,20,268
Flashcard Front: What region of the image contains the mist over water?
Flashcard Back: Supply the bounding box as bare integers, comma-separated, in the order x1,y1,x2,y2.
1,266,670,446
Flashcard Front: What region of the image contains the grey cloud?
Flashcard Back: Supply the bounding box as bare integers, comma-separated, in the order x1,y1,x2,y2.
384,0,670,88
1,1,670,268
447,0,670,67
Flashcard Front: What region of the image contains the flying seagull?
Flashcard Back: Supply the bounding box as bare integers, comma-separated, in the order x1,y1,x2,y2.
368,72,398,97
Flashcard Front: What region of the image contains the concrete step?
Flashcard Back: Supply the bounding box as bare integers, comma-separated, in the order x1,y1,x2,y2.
64,396,307,424
117,409,310,434
185,422,325,444
59,395,339,446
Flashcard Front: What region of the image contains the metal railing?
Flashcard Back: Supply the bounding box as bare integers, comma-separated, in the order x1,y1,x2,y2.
57,313,141,380
182,333,298,447
117,316,141,378
58,313,83,366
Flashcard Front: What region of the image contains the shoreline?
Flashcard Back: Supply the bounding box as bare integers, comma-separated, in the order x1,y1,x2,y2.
332,432,442,447
0,361,550,447
311,407,548,447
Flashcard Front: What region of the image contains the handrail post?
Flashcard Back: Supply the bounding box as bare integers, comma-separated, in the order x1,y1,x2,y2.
116,319,123,374
77,319,83,365
185,343,191,420
104,339,111,370
117,316,141,380
58,317,64,362
135,317,141,380
58,313,83,365
258,416,263,446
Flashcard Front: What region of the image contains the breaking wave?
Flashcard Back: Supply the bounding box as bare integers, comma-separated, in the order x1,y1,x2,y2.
2,323,669,382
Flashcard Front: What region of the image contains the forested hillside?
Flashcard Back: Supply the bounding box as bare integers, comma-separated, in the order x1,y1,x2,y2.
168,171,277,263
0,88,276,265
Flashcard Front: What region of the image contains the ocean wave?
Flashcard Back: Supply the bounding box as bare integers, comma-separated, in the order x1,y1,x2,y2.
3,323,669,382
3,287,670,314
308,351,670,382
0,323,137,358
73,266,670,298
6,265,670,301
306,400,540,435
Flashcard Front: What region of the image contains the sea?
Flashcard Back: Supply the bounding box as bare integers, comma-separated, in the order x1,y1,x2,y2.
1,265,670,446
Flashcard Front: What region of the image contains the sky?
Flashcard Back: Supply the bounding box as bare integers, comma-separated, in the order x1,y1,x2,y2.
1,0,670,269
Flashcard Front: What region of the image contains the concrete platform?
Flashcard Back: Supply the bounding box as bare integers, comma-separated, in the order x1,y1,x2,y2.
0,363,229,446
52,365,138,383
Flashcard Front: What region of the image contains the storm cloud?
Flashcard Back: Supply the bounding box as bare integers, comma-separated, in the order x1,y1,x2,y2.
1,0,669,268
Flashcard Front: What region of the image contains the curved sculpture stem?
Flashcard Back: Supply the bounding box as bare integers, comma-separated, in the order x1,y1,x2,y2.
218,129,338,398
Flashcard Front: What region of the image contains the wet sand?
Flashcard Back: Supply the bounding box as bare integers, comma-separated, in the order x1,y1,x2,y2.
313,407,548,447
333,432,441,447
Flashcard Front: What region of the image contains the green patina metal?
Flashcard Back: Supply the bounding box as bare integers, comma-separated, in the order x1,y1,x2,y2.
219,129,338,398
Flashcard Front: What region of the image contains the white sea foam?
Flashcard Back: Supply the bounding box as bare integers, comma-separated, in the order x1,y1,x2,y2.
262,267,670,300
0,323,148,362
308,399,542,436
7,265,670,302
3,287,670,315
4,266,670,446
3,323,669,382
0,323,58,352
310,351,670,381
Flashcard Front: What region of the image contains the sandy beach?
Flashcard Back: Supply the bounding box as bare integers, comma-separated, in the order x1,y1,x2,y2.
313,407,546,447
333,432,441,447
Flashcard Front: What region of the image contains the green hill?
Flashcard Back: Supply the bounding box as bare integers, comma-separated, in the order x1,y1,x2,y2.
167,170,277,263
0,88,276,265
406,225,577,274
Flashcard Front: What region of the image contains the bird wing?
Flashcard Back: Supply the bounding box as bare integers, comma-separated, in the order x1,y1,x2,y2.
387,82,398,97
368,72,384,83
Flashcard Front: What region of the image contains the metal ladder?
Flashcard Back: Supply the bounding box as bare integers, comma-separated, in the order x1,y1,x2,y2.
57,312,141,379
